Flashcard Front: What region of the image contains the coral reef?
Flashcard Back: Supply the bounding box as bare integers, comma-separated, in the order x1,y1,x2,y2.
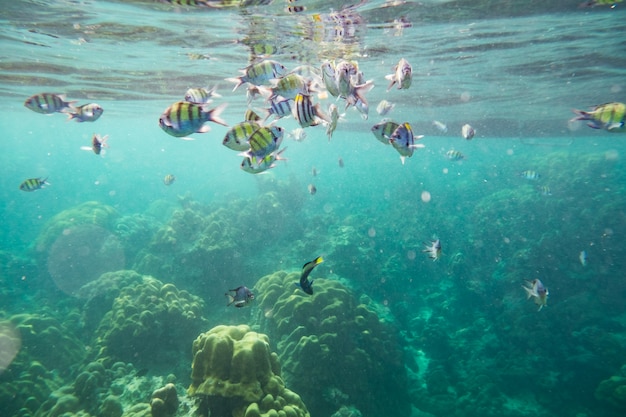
91,274,206,373
46,224,126,297
150,383,179,417
253,271,410,417
188,324,309,417
595,365,626,411
34,201,119,253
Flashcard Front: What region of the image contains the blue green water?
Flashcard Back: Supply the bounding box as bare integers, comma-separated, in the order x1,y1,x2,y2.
1,1,626,417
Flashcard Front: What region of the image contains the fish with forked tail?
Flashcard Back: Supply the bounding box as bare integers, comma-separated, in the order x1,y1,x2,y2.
296,256,323,295
225,286,254,308
522,279,549,311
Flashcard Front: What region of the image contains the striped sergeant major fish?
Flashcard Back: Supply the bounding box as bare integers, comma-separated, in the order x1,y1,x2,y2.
571,102,626,133
24,93,75,114
293,93,331,128
158,101,227,138
19,177,49,192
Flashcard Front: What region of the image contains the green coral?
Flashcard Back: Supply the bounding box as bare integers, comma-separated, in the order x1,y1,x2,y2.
188,325,309,417
253,272,410,417
34,201,119,253
92,275,206,370
595,368,626,410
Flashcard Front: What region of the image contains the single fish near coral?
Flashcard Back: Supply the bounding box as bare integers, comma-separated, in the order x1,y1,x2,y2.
67,103,103,122
579,250,588,267
19,177,49,192
159,101,227,138
376,99,395,116
461,124,475,140
225,286,254,308
571,102,626,133
423,239,442,261
522,279,549,311
226,59,288,91
296,256,323,295
184,86,221,104
163,174,176,185
308,184,317,195
24,93,75,114
539,185,552,196
520,170,540,180
385,58,412,90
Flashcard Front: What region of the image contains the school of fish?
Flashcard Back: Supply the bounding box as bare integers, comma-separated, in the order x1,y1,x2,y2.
19,1,624,312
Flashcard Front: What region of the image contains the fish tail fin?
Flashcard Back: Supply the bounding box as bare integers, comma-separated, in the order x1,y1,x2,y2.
226,76,245,91
314,104,332,124
354,80,374,102
207,86,221,98
570,108,591,121
205,103,228,126
225,293,235,306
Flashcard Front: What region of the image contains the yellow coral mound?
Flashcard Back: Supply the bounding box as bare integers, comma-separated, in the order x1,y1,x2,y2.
188,325,309,417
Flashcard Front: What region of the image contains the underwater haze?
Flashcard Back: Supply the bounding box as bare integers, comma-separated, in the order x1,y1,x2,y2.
1,1,626,417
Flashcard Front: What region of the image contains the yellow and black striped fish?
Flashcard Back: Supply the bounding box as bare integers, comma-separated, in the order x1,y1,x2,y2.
571,102,626,133
244,109,262,122
24,93,75,114
19,177,49,192
223,121,261,151
184,86,220,104
159,101,227,138
245,126,284,160
293,93,330,128
226,60,288,91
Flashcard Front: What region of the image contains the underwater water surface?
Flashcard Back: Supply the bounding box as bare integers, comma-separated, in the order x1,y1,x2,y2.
1,1,626,417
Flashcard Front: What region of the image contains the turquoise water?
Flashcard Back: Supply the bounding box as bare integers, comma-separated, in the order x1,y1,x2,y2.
1,1,626,417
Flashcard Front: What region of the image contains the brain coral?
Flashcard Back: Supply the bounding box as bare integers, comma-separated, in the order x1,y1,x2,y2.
188,325,309,417
91,274,206,371
253,271,410,417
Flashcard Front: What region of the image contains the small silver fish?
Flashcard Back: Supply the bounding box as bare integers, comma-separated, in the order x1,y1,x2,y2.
522,279,549,311
432,120,448,133
385,58,412,90
67,103,103,122
461,124,475,140
423,239,442,261
184,86,221,104
288,128,307,142
579,250,588,267
308,184,317,195
376,100,395,116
